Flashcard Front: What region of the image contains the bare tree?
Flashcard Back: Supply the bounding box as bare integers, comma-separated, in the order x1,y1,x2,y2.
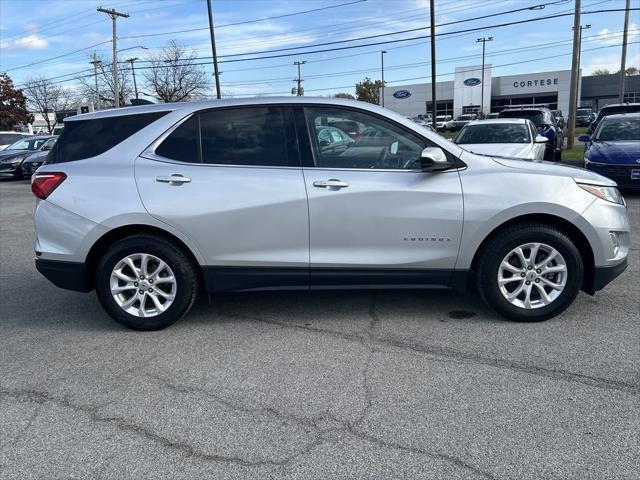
143,40,210,103
24,76,74,133
80,52,133,108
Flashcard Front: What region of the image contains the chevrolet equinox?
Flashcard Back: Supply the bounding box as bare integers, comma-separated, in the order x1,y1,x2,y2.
32,98,629,330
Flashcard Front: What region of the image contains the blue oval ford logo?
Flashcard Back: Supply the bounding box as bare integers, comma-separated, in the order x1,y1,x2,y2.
463,78,481,86
393,90,412,99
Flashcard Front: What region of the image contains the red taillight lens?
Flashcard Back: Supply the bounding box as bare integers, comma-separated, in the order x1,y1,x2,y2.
32,172,67,200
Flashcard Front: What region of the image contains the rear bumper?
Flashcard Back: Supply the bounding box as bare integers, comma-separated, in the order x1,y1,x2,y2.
35,258,91,292
587,259,628,294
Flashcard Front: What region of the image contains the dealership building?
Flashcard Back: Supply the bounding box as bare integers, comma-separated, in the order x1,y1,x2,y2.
381,65,640,118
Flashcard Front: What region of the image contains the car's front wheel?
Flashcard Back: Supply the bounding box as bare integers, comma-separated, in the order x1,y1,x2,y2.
476,223,583,321
95,234,198,330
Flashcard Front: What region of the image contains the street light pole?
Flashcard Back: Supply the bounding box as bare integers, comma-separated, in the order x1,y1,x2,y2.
476,37,493,117
126,58,139,99
381,50,387,107
573,24,591,114
97,6,129,108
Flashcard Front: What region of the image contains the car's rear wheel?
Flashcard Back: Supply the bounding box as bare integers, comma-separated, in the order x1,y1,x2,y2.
95,234,198,330
476,223,583,321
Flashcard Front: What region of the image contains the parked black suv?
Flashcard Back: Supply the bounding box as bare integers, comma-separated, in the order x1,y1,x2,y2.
587,103,640,135
574,107,595,127
498,106,564,161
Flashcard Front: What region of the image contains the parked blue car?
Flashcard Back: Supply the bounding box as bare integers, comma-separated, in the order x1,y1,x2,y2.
580,113,640,190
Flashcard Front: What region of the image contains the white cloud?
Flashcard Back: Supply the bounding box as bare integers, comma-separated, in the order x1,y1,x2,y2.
596,24,639,46
1,34,48,51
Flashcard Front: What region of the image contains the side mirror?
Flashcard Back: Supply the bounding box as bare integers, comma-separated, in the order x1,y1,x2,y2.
419,147,456,171
534,135,548,143
578,134,591,142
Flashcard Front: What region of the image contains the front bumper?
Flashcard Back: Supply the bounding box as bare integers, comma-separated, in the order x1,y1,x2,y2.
35,258,91,292
586,162,640,189
0,161,22,177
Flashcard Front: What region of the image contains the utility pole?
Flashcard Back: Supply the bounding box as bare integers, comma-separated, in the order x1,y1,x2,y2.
206,0,221,99
476,37,493,117
566,0,581,149
97,6,129,108
90,54,102,111
293,61,306,96
429,0,437,128
126,57,139,99
619,0,631,102
574,25,591,130
381,50,387,107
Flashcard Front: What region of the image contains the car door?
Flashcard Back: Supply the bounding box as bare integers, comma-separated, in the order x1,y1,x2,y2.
298,105,464,287
135,106,310,291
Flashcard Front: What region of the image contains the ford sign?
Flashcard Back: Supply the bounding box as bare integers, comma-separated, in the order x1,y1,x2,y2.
393,90,412,99
463,78,481,87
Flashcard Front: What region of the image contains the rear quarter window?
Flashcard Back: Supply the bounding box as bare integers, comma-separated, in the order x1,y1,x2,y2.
48,111,168,164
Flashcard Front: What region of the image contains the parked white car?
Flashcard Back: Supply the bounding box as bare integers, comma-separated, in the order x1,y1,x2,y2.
0,131,31,151
454,119,548,160
435,115,454,131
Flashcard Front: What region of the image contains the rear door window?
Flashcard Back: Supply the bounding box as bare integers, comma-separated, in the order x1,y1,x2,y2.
199,107,295,167
48,111,168,164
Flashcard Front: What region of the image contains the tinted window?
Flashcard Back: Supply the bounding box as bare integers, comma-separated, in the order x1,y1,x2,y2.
304,106,426,169
199,107,293,167
48,111,168,164
156,115,199,163
7,137,50,151
499,110,544,126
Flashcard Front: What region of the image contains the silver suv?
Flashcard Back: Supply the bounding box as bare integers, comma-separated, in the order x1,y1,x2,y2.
32,98,629,330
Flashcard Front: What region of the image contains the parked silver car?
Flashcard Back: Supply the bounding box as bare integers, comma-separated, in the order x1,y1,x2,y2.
454,119,548,160
32,98,629,330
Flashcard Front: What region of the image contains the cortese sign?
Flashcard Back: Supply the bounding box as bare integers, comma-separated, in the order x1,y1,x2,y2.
463,78,481,86
513,77,559,88
393,90,412,99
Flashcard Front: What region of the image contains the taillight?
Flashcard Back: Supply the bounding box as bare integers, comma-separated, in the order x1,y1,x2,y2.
32,172,67,200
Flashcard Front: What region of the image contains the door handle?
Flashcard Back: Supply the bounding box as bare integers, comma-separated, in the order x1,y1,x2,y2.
313,179,349,189
155,174,191,185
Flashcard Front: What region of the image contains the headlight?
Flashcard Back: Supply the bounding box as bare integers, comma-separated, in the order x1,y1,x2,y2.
577,183,625,205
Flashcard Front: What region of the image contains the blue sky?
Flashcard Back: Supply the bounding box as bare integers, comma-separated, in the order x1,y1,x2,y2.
1,0,638,100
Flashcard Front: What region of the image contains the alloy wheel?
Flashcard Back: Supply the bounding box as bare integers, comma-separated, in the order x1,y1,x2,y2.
497,242,567,309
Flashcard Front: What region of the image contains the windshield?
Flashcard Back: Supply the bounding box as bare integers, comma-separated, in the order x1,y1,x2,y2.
457,115,473,120
499,110,544,125
576,109,592,115
436,116,450,121
7,138,48,151
595,118,640,141
456,124,530,144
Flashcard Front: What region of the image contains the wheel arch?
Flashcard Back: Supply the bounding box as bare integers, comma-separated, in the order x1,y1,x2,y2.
84,224,205,292
467,213,596,293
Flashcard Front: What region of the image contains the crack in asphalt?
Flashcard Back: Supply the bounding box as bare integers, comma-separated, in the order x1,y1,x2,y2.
217,309,638,395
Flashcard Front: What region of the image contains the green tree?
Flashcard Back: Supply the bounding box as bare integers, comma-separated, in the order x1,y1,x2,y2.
355,77,384,104
334,92,355,99
591,68,611,75
0,73,34,130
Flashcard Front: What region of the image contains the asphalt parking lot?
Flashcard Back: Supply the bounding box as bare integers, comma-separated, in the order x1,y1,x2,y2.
1,178,638,480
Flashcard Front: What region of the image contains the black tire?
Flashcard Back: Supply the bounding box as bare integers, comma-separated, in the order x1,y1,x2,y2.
476,223,583,322
95,234,198,330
